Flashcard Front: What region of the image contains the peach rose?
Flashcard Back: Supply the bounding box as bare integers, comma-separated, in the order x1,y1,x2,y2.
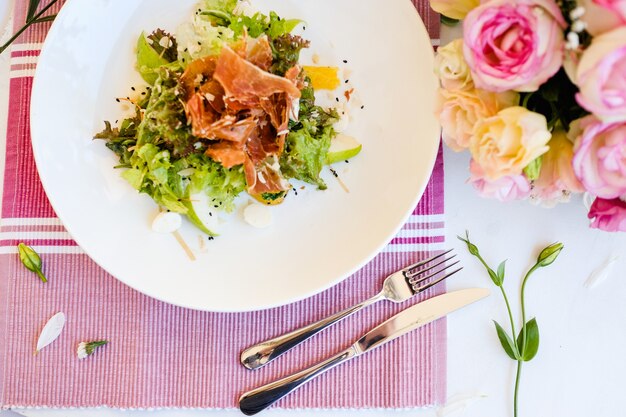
436,88,519,152
429,0,480,20
434,39,473,91
532,129,585,206
470,106,551,179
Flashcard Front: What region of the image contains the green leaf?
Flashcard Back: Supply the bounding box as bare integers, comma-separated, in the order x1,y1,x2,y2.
27,0,42,21
494,321,519,360
440,15,460,26
17,243,48,283
523,156,542,181
32,14,57,23
488,268,503,286
497,261,506,282
517,318,540,361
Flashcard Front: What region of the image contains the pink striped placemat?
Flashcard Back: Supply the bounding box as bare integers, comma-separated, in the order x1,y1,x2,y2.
0,0,443,410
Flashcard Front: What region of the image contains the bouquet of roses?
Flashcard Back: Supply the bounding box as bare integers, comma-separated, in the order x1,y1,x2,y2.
431,0,626,232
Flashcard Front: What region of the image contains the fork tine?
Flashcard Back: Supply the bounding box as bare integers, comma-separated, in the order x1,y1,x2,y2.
411,267,463,294
408,260,461,286
405,254,457,279
402,249,454,274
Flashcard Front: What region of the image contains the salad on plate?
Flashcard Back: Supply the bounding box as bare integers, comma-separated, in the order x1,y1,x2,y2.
95,0,362,236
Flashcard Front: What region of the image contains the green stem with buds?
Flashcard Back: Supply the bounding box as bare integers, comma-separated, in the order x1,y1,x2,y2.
458,232,563,417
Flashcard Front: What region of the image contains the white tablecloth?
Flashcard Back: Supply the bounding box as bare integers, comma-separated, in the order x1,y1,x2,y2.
1,3,625,416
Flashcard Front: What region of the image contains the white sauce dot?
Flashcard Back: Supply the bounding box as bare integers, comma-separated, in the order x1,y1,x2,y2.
243,204,273,228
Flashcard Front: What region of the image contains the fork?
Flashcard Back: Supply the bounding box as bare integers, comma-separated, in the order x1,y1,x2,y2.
241,249,462,370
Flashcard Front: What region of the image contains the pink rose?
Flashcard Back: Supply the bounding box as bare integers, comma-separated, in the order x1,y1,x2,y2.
469,160,531,201
572,116,626,199
463,0,566,93
532,129,585,206
588,197,626,232
575,27,626,123
580,0,626,36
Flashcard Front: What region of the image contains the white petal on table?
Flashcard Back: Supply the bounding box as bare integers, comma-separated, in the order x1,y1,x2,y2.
36,312,66,353
584,256,620,289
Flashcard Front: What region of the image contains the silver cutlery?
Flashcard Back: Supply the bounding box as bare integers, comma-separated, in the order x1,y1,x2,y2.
239,288,490,415
241,249,461,370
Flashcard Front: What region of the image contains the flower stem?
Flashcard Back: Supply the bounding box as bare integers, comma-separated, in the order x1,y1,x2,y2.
0,0,59,54
499,286,517,342
520,264,538,356
514,360,522,417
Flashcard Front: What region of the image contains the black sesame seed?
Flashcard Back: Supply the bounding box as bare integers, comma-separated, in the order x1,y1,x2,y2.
115,98,120,102
343,59,348,63
335,97,339,102
214,205,219,208
345,160,349,164
345,79,349,84
198,41,202,45
131,86,136,91
361,105,365,109
209,212,213,217
303,26,306,30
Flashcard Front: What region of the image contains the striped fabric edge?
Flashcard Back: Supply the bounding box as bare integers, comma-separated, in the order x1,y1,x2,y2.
0,213,445,254
1,405,440,412
7,44,41,78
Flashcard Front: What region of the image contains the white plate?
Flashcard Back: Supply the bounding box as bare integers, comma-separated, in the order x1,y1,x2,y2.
30,0,439,312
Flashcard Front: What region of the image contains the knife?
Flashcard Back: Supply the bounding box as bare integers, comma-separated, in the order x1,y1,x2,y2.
239,288,490,415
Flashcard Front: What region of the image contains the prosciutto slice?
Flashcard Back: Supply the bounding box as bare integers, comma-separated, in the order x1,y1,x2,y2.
182,44,302,195
214,46,301,107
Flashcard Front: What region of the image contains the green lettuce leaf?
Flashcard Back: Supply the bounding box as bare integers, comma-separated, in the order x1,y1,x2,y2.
136,30,178,85
280,121,334,189
137,66,195,157
270,34,309,76
228,11,303,40
176,12,236,62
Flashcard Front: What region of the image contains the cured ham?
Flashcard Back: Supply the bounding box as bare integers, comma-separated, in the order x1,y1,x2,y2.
214,46,301,107
182,43,301,195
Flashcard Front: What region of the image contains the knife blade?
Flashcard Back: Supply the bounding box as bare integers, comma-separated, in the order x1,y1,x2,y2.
239,288,490,415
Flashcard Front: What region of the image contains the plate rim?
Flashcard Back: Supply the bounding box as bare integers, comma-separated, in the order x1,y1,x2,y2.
30,0,440,312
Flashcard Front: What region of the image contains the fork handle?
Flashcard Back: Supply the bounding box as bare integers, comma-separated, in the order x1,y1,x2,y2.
239,346,358,415
240,292,383,370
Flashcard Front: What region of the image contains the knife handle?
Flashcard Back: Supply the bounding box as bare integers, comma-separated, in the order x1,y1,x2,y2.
239,347,357,415
241,292,383,370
